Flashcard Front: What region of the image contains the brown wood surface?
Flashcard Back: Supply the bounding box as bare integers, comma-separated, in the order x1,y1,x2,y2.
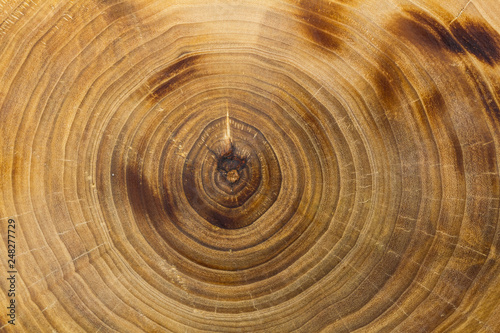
1,0,500,332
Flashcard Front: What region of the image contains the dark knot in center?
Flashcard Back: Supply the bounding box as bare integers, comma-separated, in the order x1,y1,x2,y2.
216,142,247,184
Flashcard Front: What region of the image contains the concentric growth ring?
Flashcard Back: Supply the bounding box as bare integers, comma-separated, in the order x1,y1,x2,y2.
183,116,281,229
1,0,500,332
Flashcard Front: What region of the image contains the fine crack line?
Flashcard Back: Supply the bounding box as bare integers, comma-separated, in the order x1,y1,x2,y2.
450,0,473,26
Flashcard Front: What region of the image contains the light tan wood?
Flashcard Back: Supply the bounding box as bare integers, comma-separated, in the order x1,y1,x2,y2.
1,0,499,331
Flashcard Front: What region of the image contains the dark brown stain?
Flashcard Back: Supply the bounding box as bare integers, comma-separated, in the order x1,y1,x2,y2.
426,88,446,111
392,10,500,66
426,89,465,176
449,126,465,176
309,27,341,50
450,20,500,66
94,0,137,23
125,158,174,239
148,54,202,102
464,263,483,280
480,132,497,174
390,10,463,54
125,164,154,225
483,86,500,121
294,0,343,51
372,57,399,107
465,63,500,122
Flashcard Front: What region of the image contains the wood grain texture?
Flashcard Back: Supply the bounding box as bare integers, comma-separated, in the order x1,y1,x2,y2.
1,0,499,332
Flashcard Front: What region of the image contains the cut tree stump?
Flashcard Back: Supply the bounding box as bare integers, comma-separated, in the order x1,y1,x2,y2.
1,0,500,332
